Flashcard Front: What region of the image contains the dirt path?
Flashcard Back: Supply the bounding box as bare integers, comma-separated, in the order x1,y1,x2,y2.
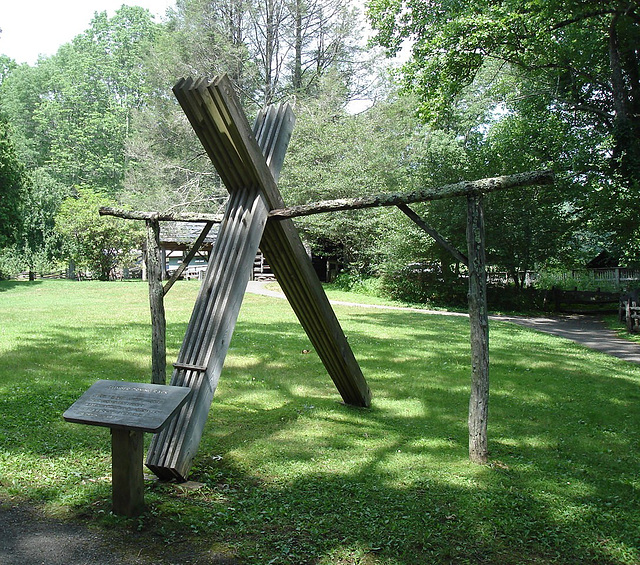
0,500,237,565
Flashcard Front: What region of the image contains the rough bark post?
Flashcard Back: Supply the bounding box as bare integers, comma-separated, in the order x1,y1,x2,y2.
466,194,489,464
146,218,166,385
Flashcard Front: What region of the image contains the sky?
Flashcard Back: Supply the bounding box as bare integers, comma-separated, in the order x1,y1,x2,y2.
0,0,177,65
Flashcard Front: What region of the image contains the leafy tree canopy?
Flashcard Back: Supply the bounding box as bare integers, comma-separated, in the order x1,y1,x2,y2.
0,114,26,248
54,187,142,280
368,0,640,263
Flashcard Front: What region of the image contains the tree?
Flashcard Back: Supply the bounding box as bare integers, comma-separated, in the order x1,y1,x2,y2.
0,55,17,86
279,85,419,273
54,188,141,280
20,6,160,193
0,8,160,275
367,0,640,259
15,169,68,275
124,0,378,216
0,61,52,169
0,114,26,248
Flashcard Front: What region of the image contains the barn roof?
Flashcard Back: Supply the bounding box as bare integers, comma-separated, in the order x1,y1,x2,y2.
160,222,218,250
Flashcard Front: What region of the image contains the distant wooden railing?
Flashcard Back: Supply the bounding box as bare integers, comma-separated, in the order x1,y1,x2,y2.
620,292,640,333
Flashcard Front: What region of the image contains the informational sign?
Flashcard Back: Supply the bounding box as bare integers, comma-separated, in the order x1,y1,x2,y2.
63,380,191,433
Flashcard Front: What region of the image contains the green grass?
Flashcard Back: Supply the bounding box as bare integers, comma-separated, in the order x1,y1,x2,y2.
1,279,639,564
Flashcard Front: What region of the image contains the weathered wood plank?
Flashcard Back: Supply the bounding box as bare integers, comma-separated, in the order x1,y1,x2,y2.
260,219,372,405
146,76,370,481
146,188,268,480
207,76,371,407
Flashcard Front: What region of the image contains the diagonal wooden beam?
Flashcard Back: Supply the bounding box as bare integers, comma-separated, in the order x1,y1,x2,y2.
208,77,371,407
163,221,215,296
397,203,468,266
146,75,370,481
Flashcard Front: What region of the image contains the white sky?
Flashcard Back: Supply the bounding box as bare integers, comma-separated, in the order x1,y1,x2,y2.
0,0,177,65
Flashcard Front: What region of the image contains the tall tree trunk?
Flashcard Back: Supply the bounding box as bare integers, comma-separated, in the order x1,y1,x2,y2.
466,194,489,464
292,0,303,92
609,14,640,188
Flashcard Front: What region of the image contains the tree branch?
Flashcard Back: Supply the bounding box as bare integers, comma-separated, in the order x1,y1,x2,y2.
99,207,224,223
548,10,617,31
268,170,554,219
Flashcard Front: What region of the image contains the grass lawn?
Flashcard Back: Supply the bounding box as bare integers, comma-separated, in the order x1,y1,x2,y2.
0,279,639,564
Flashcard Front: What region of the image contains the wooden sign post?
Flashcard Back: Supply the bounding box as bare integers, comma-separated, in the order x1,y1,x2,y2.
64,380,191,516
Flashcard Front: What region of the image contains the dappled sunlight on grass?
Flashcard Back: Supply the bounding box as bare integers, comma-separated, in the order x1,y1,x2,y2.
1,280,640,563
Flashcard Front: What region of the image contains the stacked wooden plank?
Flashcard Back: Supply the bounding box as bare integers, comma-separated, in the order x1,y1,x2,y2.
146,75,370,481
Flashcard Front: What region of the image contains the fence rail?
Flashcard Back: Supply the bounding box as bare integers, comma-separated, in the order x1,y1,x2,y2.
573,268,640,284
486,267,640,288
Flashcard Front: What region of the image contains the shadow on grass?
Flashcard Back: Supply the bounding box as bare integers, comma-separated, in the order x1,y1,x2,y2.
1,299,639,564
180,311,639,564
0,279,43,292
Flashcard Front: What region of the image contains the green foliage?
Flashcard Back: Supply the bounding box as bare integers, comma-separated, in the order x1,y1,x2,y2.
332,271,384,297
1,281,640,564
34,7,159,192
0,55,17,86
54,188,142,280
0,61,52,168
0,115,26,248
367,0,640,255
7,168,68,275
0,7,160,194
280,90,407,270
535,270,625,293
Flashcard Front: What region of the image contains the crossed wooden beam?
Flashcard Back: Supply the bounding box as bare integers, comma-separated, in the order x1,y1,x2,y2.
100,75,554,475
145,75,371,481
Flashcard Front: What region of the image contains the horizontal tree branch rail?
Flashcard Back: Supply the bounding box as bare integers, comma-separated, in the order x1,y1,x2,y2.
268,170,554,219
99,207,224,223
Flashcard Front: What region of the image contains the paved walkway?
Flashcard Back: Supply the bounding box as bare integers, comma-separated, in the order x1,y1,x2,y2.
493,313,640,364
246,282,640,365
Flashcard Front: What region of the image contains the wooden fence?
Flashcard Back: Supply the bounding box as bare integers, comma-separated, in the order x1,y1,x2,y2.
544,287,620,313
620,291,640,333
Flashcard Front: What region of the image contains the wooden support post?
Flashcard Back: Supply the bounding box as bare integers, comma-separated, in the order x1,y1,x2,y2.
466,194,489,464
111,428,145,517
146,219,166,385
